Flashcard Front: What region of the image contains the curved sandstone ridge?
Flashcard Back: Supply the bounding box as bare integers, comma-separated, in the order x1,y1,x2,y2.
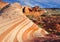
0,2,48,42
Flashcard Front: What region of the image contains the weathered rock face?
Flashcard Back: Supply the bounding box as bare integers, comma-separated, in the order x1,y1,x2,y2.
22,6,32,14
0,2,48,42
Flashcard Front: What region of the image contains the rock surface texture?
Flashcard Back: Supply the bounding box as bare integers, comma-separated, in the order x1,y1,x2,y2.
0,2,48,42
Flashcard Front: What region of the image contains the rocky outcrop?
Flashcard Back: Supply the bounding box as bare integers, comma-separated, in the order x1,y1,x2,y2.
22,6,47,17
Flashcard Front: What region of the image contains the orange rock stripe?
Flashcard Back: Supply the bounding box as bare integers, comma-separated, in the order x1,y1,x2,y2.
22,24,38,42
29,24,39,38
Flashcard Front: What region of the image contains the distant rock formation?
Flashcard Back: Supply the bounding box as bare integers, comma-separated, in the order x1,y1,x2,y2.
22,6,47,17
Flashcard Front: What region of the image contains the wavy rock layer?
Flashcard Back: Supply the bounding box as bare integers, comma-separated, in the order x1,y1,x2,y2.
0,3,48,42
